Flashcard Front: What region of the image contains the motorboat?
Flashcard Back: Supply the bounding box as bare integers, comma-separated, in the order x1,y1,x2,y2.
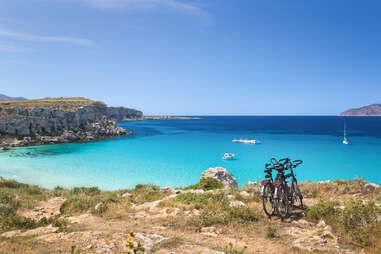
222,153,235,160
232,138,260,144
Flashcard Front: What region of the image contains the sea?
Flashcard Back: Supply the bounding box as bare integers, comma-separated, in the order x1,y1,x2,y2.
0,116,380,190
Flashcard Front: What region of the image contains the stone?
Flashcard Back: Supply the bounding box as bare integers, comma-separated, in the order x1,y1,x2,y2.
246,181,259,189
121,192,132,198
200,167,238,188
364,182,379,190
239,191,250,197
1,225,58,238
95,202,103,211
0,100,138,148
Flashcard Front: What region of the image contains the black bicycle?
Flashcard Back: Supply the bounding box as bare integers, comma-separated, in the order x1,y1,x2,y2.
261,158,304,218
285,160,304,210
273,158,304,218
260,160,276,217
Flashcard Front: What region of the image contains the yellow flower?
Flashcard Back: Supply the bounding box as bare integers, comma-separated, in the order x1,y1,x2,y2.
127,236,134,243
126,247,132,253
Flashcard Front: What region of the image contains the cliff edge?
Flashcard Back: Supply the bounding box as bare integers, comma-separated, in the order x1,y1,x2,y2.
0,97,143,147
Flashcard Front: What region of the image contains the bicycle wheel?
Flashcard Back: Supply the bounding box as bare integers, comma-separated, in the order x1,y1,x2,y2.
276,184,289,219
261,184,275,217
292,181,304,209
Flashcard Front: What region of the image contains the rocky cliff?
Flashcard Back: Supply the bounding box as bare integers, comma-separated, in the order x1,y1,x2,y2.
0,97,143,147
340,104,381,116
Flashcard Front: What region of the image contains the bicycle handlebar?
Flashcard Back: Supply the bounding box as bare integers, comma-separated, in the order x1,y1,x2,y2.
293,160,303,167
270,158,278,165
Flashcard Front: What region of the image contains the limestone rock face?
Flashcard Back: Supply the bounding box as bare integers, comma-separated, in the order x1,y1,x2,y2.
105,107,143,121
0,100,142,147
200,167,238,188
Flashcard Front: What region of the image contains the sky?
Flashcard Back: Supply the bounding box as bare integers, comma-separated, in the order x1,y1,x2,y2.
0,0,380,115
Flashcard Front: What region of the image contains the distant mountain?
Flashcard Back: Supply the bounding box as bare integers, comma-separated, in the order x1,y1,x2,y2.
0,93,27,101
340,104,381,116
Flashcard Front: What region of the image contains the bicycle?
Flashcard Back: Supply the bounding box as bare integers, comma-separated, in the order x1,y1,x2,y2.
285,160,304,210
273,158,304,218
273,158,290,219
260,160,276,217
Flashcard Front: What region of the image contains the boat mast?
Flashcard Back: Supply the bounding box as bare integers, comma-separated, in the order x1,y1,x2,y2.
344,120,347,139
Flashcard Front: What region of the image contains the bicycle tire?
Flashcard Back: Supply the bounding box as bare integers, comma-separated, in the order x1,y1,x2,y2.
261,184,275,217
276,184,289,219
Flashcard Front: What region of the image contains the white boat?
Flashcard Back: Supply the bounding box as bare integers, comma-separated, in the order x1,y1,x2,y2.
232,138,260,144
222,153,235,160
343,120,349,145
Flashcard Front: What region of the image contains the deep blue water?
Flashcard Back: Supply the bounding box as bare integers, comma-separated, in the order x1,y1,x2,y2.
0,116,380,190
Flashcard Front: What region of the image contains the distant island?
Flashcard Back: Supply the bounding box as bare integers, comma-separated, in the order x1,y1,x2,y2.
0,97,143,148
340,104,381,116
0,93,27,101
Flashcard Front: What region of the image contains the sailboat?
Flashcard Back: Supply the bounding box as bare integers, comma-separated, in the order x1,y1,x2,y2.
343,120,349,145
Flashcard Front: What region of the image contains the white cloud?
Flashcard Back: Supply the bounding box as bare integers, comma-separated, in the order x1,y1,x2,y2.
0,43,29,53
0,28,96,47
82,0,208,17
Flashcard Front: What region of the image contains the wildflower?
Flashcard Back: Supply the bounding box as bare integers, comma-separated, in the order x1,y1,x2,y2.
126,247,132,253
127,236,134,243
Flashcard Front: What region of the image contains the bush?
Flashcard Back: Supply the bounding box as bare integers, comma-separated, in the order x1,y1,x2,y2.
265,226,278,239
186,178,224,191
174,192,229,209
342,199,380,246
215,243,248,254
189,206,260,228
134,184,160,192
307,198,381,250
69,187,100,196
53,186,65,196
306,199,338,223
0,190,19,216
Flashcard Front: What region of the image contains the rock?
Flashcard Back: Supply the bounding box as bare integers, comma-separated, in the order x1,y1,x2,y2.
239,191,250,197
121,192,132,198
1,225,58,238
200,167,238,188
364,182,379,190
229,200,245,207
0,99,138,147
245,181,259,189
0,176,4,183
94,202,103,211
200,226,221,234
105,107,143,121
317,220,326,228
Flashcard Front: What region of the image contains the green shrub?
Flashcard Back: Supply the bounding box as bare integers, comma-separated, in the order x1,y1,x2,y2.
215,243,248,254
186,178,224,191
53,186,65,196
0,190,19,216
69,187,100,196
174,192,229,209
189,206,260,228
265,226,278,239
306,199,339,223
135,184,160,192
342,199,380,246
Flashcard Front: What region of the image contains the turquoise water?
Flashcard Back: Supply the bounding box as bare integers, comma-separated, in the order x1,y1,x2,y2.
0,116,381,190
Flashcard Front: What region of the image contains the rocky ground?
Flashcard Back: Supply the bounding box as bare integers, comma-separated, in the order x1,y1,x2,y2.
0,168,380,254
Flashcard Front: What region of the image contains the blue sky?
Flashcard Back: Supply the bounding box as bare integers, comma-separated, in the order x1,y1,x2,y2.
1,0,380,115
